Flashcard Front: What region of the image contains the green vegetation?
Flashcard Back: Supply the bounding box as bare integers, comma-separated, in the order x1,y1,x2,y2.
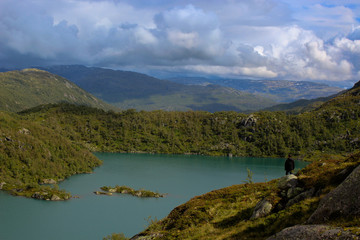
103,233,128,240
0,69,115,112
1,80,358,202
100,185,165,198
19,80,360,158
135,151,360,239
0,110,102,200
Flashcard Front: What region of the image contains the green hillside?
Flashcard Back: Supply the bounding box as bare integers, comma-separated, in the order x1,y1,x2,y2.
0,110,102,200
0,68,115,112
261,93,340,114
41,65,277,112
20,80,360,159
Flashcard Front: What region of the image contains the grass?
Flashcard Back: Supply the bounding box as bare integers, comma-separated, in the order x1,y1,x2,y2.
135,151,360,239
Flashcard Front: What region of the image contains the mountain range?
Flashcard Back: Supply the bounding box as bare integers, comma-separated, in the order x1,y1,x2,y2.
0,65,345,113
39,65,279,112
166,77,343,103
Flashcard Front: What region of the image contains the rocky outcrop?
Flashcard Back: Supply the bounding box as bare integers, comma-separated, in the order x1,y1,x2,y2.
266,225,360,240
286,188,316,207
40,179,57,184
250,198,273,220
277,174,298,190
94,191,112,196
130,233,164,240
308,164,360,224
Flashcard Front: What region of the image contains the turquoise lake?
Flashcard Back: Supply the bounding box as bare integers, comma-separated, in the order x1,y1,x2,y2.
0,153,308,240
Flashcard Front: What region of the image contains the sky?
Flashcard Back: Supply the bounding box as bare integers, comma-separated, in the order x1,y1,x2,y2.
0,0,360,83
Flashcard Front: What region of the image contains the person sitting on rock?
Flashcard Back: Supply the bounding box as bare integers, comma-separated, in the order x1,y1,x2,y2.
285,154,295,175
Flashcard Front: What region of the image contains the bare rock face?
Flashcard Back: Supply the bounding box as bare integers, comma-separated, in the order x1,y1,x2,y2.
308,164,360,224
266,225,360,240
250,198,273,220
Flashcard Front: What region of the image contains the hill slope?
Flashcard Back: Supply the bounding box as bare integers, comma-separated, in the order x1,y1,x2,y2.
19,80,360,158
126,81,360,239
40,65,276,112
0,110,102,200
0,68,115,112
167,77,343,103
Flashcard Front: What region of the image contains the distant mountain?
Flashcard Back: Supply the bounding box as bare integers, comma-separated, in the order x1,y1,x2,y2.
261,93,343,114
41,65,277,112
166,77,343,103
0,69,115,112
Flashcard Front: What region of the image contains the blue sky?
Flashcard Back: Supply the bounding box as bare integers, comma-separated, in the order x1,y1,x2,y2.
0,0,359,83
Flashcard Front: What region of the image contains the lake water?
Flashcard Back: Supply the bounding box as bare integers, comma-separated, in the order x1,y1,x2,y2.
0,153,308,240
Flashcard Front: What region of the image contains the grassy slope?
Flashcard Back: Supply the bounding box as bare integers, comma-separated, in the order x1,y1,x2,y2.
136,152,360,239
0,68,115,112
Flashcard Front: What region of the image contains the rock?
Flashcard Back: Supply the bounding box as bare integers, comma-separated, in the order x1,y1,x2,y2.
277,174,298,190
5,136,13,142
286,188,316,207
18,128,30,135
266,224,360,240
108,188,117,193
242,114,257,127
130,233,164,240
51,195,61,201
250,198,273,220
0,182,6,190
32,192,46,200
287,187,304,199
40,179,57,184
308,164,360,224
94,191,112,196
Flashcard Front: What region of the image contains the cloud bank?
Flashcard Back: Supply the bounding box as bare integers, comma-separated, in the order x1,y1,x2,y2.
0,0,359,82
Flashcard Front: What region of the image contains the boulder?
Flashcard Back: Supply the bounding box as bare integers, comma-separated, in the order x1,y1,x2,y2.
287,187,304,199
250,198,273,220
51,194,61,201
277,174,298,190
266,224,360,240
286,188,316,207
0,182,6,190
308,164,360,224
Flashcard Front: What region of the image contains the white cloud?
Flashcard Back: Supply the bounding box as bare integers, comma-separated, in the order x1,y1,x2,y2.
0,0,359,82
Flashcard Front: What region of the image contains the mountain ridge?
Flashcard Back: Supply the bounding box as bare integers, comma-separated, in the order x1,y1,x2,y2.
167,76,343,103
0,68,116,112
39,65,279,112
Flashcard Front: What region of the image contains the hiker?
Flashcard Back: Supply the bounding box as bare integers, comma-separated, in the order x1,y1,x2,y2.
285,154,295,175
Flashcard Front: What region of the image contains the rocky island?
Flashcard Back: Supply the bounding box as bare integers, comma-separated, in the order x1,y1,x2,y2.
98,185,166,198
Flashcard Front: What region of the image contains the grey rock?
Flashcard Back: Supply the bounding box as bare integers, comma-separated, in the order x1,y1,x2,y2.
278,174,298,190
287,187,304,199
308,164,360,224
0,182,6,190
130,233,164,240
250,198,273,220
266,224,360,240
286,188,316,207
51,195,61,201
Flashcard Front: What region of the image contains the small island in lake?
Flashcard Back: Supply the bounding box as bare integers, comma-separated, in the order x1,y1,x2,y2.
97,185,166,198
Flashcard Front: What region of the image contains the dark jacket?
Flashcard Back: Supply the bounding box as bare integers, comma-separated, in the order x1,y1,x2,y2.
285,157,295,171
